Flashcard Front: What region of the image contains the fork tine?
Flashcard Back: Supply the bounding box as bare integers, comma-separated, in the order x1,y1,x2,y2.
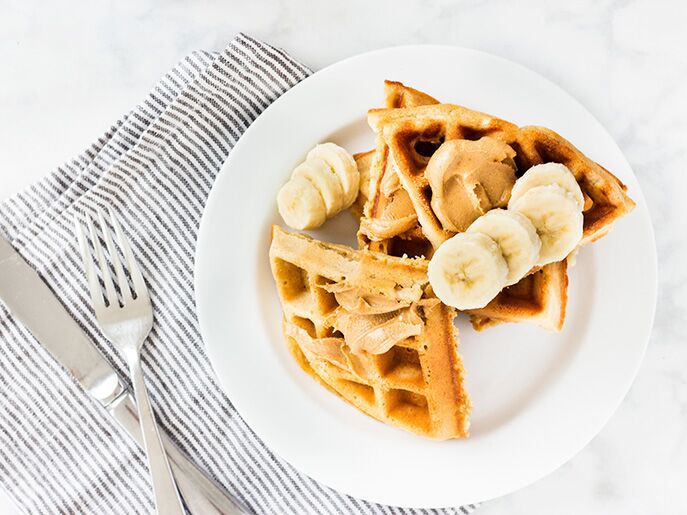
97,208,133,303
108,209,149,300
75,215,105,310
85,212,119,308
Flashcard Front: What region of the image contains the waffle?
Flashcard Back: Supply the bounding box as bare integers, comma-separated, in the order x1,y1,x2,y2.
357,81,439,258
357,84,567,330
368,102,635,251
359,82,634,331
269,225,470,440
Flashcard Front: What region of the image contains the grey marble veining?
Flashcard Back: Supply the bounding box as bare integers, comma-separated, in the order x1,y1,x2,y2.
1,0,685,513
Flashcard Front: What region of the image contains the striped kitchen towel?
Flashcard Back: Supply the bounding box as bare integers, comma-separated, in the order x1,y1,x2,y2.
0,33,477,514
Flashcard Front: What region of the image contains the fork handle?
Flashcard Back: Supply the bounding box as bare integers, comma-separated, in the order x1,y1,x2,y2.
129,357,186,515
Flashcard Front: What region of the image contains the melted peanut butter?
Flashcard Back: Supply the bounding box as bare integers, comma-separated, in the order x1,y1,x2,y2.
360,169,418,240
317,281,440,356
334,306,423,355
333,287,413,315
426,137,517,232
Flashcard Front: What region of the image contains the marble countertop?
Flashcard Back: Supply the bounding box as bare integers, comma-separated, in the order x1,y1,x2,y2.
1,0,685,513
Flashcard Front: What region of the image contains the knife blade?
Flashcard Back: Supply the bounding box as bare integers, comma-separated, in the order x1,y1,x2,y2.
0,236,123,404
0,235,246,514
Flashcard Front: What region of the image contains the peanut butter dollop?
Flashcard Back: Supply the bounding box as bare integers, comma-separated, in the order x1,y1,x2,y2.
426,137,517,232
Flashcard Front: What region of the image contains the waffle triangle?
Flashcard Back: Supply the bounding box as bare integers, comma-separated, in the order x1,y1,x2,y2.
356,82,634,331
269,225,470,440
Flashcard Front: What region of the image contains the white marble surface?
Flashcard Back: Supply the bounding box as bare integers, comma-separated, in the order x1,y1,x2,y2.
1,0,685,513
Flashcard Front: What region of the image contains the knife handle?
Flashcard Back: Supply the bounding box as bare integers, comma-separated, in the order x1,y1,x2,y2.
108,392,249,514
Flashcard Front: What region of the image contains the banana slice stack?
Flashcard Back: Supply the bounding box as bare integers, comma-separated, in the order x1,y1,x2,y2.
429,163,584,311
278,143,360,230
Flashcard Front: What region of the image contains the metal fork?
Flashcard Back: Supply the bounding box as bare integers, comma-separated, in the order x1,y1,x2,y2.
76,208,186,515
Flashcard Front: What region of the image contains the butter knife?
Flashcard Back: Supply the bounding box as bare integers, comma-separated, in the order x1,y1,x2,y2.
0,235,247,514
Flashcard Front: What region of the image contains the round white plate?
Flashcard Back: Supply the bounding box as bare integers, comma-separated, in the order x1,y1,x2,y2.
195,45,657,508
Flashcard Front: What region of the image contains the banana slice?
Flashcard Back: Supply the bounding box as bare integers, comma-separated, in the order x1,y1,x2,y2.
509,163,584,211
428,232,508,310
510,184,583,266
307,143,360,208
468,209,541,285
292,157,344,216
277,175,327,230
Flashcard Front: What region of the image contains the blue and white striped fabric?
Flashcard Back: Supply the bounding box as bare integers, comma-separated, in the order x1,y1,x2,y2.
0,33,477,515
